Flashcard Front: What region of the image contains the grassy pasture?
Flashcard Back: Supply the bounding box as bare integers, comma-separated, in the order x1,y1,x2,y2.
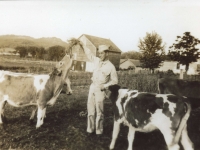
0,58,200,149
0,55,55,73
1,86,200,150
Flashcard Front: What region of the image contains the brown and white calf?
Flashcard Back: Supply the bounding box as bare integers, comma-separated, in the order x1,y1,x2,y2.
0,54,73,128
106,85,193,150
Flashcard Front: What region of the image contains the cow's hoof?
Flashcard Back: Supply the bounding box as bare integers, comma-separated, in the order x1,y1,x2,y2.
36,124,43,129
2,116,7,124
0,124,5,130
67,92,72,95
109,146,114,150
29,119,34,125
109,145,115,150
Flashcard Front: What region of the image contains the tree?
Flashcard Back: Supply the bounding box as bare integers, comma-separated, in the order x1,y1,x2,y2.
36,47,46,59
15,46,28,58
48,45,66,61
121,51,142,59
168,32,200,72
138,31,165,73
28,46,38,58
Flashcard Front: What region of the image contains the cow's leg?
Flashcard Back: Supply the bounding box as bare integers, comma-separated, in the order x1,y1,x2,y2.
158,82,165,94
127,125,135,150
153,112,180,150
36,106,46,128
47,96,58,106
109,120,121,150
180,124,194,150
0,100,6,124
29,107,37,124
66,83,72,95
65,77,72,95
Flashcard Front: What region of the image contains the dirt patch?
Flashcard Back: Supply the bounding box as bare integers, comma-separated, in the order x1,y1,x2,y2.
0,86,200,150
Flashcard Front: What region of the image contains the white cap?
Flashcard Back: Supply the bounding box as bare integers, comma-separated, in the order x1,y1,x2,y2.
98,45,110,52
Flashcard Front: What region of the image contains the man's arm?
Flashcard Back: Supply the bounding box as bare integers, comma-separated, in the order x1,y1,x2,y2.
80,43,98,63
103,67,118,89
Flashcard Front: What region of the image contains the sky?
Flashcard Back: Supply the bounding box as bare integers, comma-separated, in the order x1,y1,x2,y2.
0,0,200,52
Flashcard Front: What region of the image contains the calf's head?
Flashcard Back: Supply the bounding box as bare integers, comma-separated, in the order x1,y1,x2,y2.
105,85,121,103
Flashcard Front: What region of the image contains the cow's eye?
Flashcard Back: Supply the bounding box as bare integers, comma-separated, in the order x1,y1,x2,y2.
59,62,63,65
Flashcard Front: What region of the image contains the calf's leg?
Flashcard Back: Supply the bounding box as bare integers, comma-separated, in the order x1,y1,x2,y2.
160,128,180,150
153,112,180,150
36,106,46,128
180,125,194,150
29,107,37,124
109,121,121,150
127,125,135,150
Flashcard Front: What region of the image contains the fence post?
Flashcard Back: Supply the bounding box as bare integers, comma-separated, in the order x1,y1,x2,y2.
180,69,183,79
179,64,185,79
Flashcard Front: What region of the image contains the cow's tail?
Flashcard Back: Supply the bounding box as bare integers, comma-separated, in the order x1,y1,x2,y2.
173,102,191,144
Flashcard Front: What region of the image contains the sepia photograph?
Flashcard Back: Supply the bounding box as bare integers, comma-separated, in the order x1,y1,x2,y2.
0,0,200,149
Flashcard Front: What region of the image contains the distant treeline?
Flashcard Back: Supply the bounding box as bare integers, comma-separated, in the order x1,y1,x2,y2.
120,51,171,60
15,45,71,61
120,51,142,59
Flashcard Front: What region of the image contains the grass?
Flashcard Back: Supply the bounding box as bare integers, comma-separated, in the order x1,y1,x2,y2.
0,86,200,150
1,57,200,149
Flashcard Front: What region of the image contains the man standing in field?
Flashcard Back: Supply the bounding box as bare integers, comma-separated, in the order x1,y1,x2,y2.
80,41,118,137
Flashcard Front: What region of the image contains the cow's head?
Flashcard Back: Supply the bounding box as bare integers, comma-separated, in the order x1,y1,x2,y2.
54,54,74,80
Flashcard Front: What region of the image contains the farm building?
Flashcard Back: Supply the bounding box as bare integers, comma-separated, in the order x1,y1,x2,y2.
0,48,18,55
119,59,143,73
71,34,122,72
158,60,200,75
119,59,200,75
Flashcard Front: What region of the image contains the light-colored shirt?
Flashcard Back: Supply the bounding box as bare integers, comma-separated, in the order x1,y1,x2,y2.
83,45,118,88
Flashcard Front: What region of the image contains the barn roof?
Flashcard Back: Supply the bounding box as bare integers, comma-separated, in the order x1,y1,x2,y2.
120,59,142,67
129,59,142,67
79,34,122,53
120,59,127,64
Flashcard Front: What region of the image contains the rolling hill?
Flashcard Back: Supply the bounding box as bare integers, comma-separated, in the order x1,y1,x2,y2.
0,35,69,49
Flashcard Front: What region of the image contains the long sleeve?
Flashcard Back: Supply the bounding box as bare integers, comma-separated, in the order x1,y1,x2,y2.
82,45,99,63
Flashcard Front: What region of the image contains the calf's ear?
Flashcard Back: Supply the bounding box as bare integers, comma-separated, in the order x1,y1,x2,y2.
108,84,121,92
